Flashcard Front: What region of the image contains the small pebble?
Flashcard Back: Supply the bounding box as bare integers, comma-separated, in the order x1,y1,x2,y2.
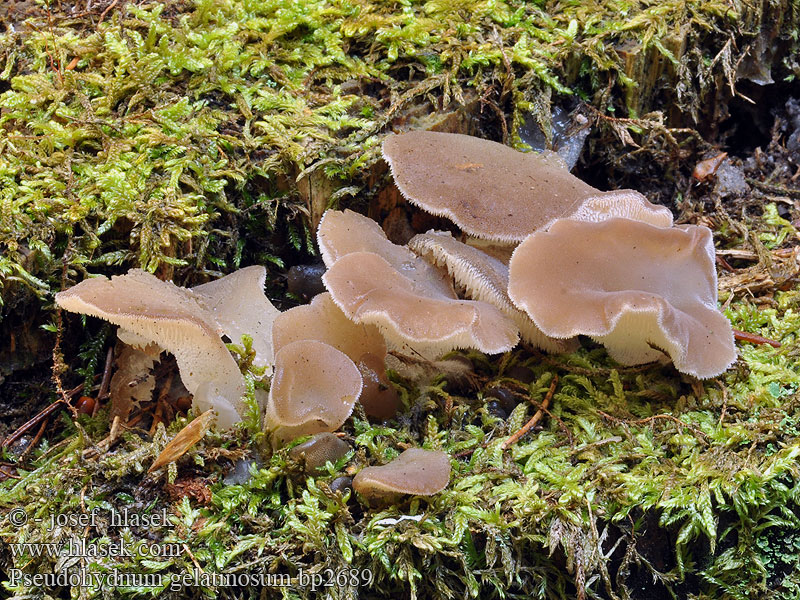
287,263,326,300
224,458,258,485
505,365,535,384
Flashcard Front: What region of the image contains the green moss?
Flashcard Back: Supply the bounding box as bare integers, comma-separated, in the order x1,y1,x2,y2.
1,0,789,311
1,287,799,598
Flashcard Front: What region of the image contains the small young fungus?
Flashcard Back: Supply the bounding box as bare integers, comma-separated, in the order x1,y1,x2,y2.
264,340,362,446
353,448,451,499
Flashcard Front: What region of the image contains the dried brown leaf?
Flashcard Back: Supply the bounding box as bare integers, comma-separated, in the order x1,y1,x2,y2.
149,410,215,473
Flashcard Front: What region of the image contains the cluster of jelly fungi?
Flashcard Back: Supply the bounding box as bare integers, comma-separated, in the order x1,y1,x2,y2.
55,130,737,498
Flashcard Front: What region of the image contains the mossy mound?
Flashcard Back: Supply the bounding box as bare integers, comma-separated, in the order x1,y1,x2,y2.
1,0,795,308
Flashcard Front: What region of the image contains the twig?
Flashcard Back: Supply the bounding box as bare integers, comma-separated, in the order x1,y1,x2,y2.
716,255,735,272
598,410,709,442
148,371,173,437
502,376,558,450
183,544,204,574
733,328,781,348
0,464,21,480
1,382,85,449
93,346,114,417
19,418,49,460
97,346,114,401
746,178,800,198
719,385,729,428
97,0,119,25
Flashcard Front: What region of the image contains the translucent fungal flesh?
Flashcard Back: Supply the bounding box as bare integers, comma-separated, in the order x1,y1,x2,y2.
508,218,737,378
382,131,672,242
264,339,362,446
318,210,519,358
408,231,578,353
191,265,280,374
353,448,451,498
272,292,386,364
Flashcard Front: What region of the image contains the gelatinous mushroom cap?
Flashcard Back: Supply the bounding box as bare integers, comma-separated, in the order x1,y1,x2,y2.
192,265,280,373
264,339,362,445
55,269,245,428
356,352,401,420
508,218,736,378
272,292,386,363
353,448,451,498
382,131,672,242
323,250,519,359
408,231,578,354
317,209,454,297
318,208,409,267
288,432,352,473
318,209,518,358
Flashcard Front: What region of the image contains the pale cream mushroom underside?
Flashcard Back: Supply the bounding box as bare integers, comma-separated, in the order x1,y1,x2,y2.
272,292,386,363
323,249,519,359
508,218,737,379
353,448,451,498
318,209,519,359
382,130,673,243
408,230,578,354
264,339,363,446
192,265,280,374
55,269,247,428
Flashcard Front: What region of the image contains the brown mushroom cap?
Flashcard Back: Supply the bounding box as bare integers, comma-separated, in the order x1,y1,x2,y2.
289,432,352,473
356,352,402,420
55,269,245,428
408,231,578,354
323,250,519,359
382,131,672,242
508,218,736,378
192,265,280,373
317,209,454,297
318,209,518,358
264,339,362,445
353,448,451,498
272,292,386,363
272,293,399,420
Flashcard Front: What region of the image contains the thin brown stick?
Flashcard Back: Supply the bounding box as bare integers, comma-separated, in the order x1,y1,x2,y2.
716,255,735,272
598,410,709,442
97,0,119,25
0,465,21,480
1,382,85,449
733,328,781,348
502,376,558,450
97,346,114,401
19,418,49,460
149,372,174,437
